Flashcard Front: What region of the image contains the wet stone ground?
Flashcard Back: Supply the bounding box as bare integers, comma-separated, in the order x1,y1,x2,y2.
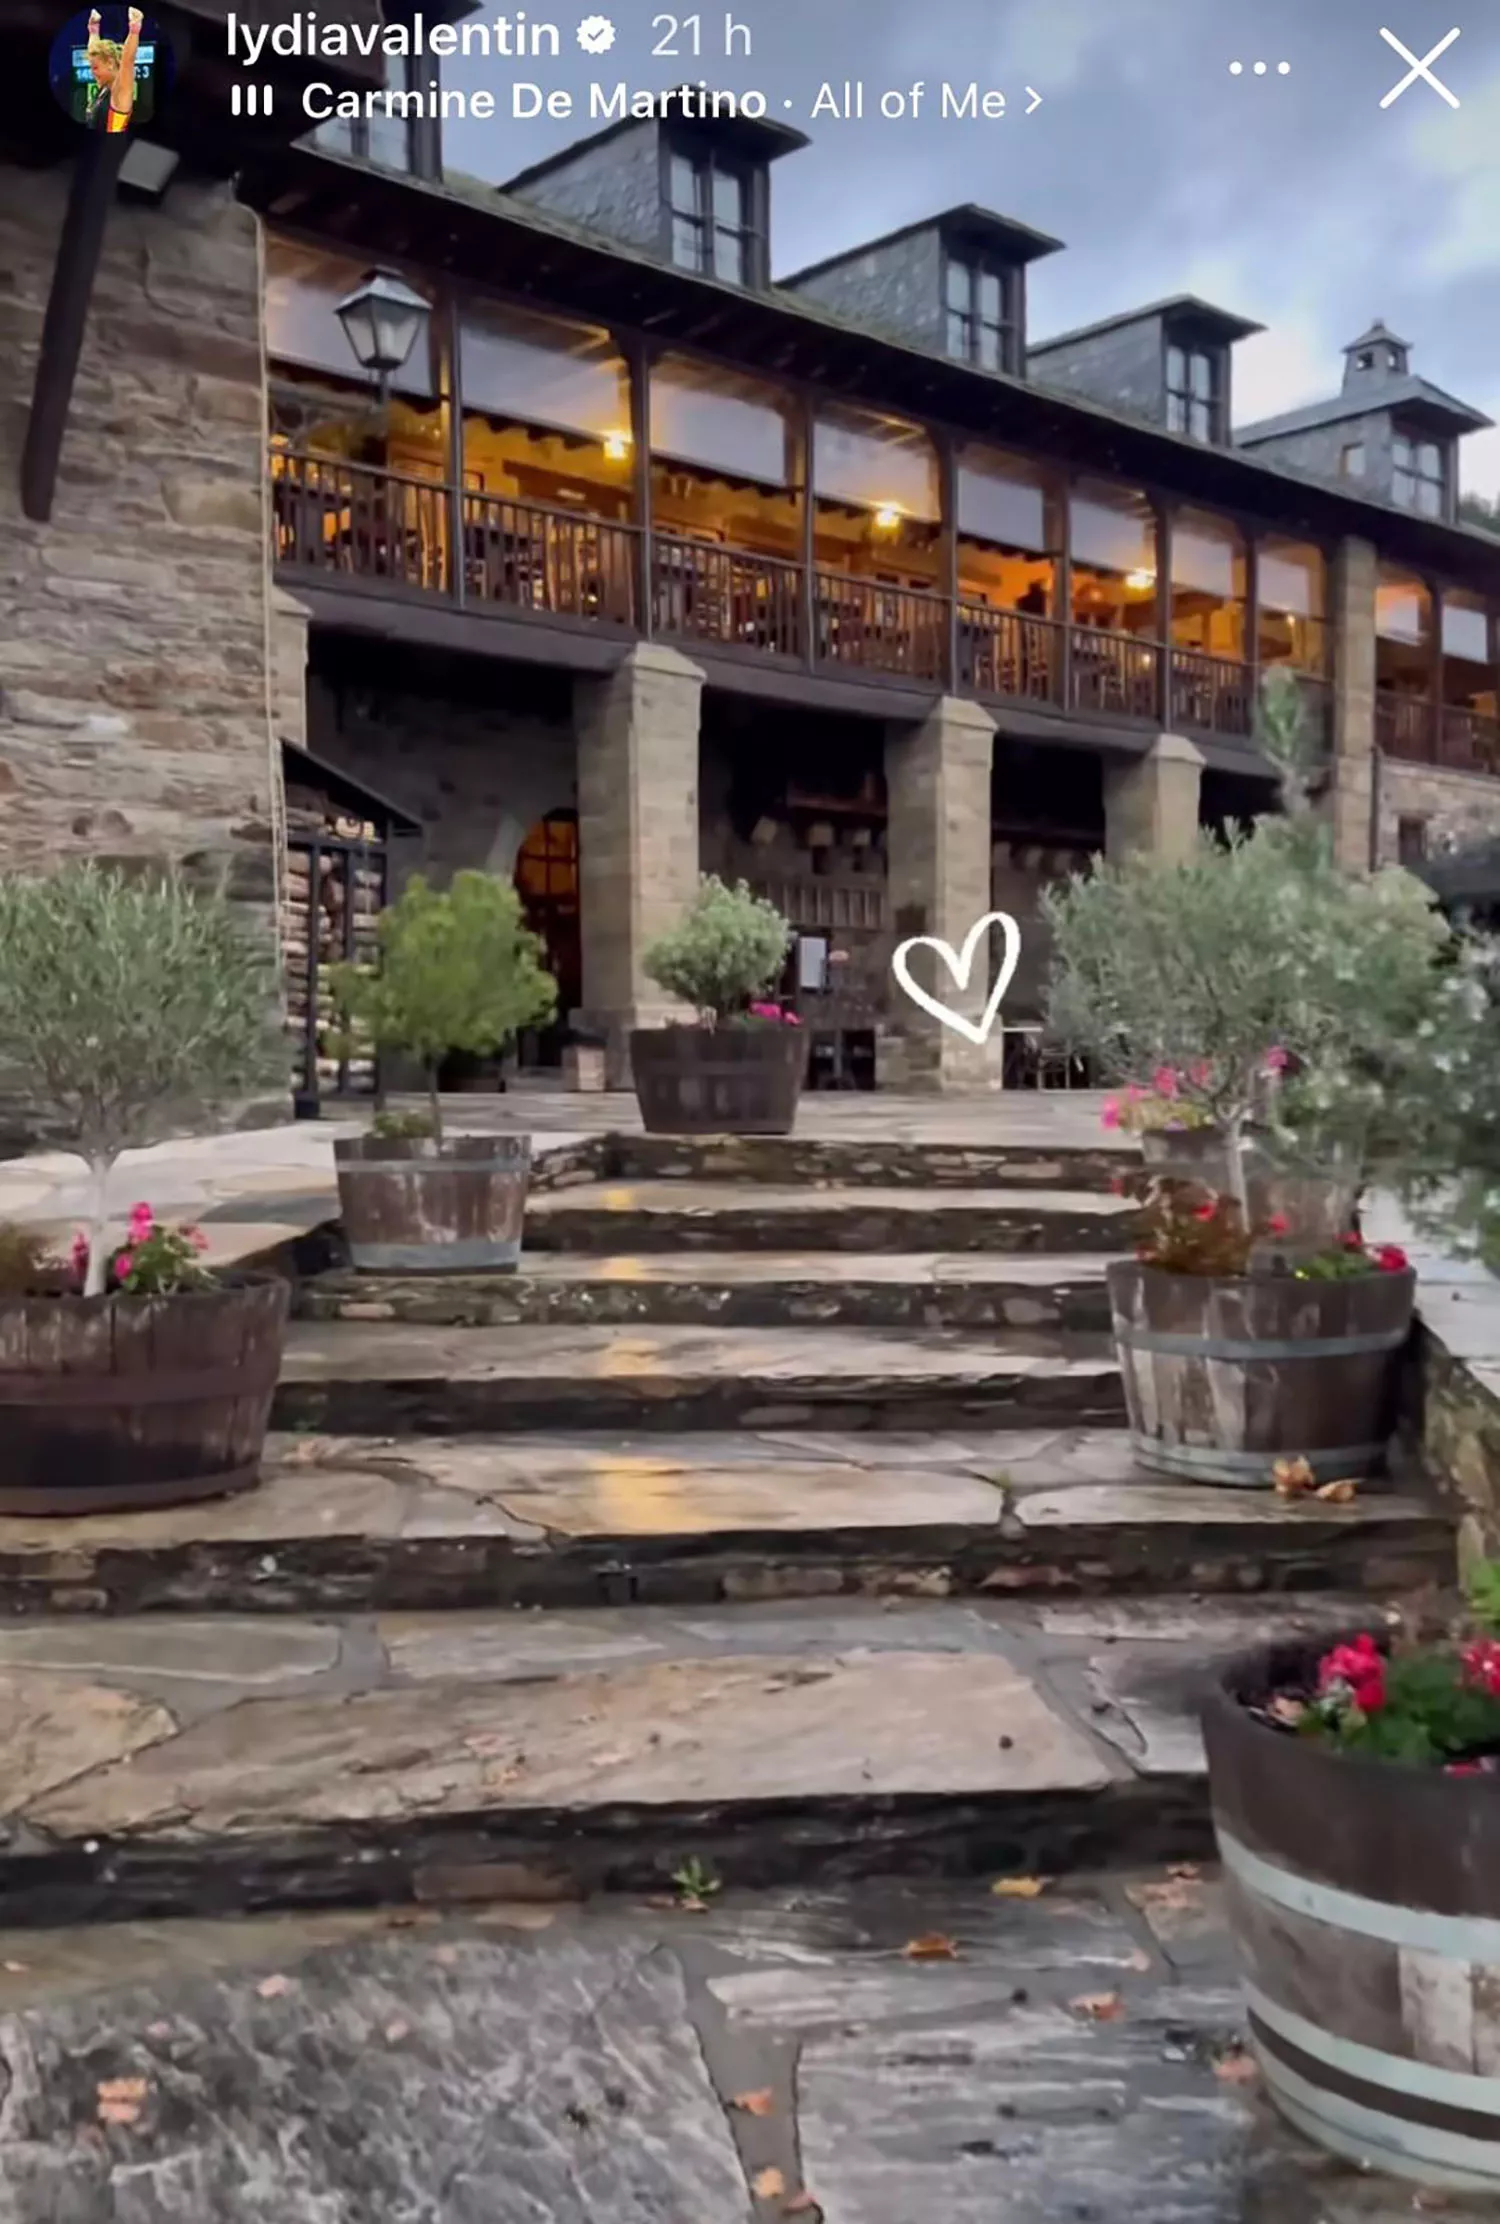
0,1873,1475,2223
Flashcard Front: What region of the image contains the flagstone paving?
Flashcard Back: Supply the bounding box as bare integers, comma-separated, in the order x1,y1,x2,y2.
272,1321,1126,1435
522,1179,1136,1254
0,1429,1449,1617
298,1249,1117,1332
0,1873,1480,2222
0,1592,1408,1926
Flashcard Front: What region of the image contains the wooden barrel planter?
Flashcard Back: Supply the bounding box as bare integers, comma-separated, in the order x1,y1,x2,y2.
334,1134,532,1273
0,1277,289,1516
630,1026,806,1137
1139,1128,1359,1256
1206,1637,1500,2193
1107,1260,1415,1487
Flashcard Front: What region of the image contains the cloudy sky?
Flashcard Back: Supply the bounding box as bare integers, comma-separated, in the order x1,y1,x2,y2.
438,1,1500,497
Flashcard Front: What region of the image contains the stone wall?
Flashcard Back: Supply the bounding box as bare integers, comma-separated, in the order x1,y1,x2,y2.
0,163,277,923
1028,314,1168,428
1377,757,1500,868
783,228,944,352
304,661,576,888
503,122,666,254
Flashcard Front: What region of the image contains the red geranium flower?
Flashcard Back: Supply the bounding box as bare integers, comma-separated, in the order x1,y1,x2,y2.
1339,1232,1365,1251
1266,1213,1290,1236
1374,1244,1409,1274
1462,1639,1500,1699
1193,1201,1217,1222
1317,1631,1386,1714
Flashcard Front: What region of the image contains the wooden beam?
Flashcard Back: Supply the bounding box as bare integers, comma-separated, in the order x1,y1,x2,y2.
20,132,127,524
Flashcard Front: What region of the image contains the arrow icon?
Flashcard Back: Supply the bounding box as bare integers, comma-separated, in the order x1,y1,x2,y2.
1025,85,1043,113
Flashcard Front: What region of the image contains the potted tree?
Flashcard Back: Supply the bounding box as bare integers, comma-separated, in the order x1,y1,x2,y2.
0,862,286,1516
1204,1567,1500,2192
631,875,802,1136
1043,817,1447,1486
330,871,556,1273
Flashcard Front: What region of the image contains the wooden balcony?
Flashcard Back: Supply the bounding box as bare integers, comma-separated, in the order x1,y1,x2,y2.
271,454,1323,750
1375,689,1500,773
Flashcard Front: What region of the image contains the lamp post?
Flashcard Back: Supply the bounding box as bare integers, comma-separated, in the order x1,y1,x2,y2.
334,267,432,406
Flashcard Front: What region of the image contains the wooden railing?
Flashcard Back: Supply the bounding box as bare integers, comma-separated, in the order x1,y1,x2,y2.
1441,704,1500,775
272,453,451,594
463,490,637,626
267,457,1368,757
652,534,802,656
813,573,947,682
1376,690,1436,762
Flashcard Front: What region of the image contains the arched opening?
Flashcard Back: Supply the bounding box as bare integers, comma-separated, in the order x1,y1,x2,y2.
514,808,581,1066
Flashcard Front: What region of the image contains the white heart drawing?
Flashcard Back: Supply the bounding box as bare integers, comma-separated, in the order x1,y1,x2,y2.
890,912,1022,1048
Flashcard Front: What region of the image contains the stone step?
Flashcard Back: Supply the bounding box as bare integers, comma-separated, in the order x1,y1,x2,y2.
272,1322,1122,1437
598,1133,1134,1192
299,1252,1116,1333
522,1181,1136,1256
0,1428,1450,1618
0,1588,1412,1928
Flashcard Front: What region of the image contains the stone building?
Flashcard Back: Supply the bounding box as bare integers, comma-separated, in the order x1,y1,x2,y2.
4,32,1500,1100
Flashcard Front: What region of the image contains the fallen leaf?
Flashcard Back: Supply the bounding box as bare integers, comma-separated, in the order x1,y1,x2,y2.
1268,1694,1308,1727
902,1932,959,1961
783,2196,822,2217
384,2019,410,2044
1272,1456,1314,1498
991,1875,1050,1899
1069,1991,1124,2021
752,2167,786,2201
96,2076,148,2127
1213,2046,1259,2085
1314,1478,1359,1504
434,1944,460,1966
1166,1863,1200,1881
676,1895,711,1914
256,1974,293,1999
1,1960,27,1974
731,2089,775,2117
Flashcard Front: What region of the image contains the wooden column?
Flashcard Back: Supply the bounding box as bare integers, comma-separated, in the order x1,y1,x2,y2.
628,337,654,640
1245,534,1261,734
939,432,959,692
1155,503,1174,729
1429,580,1445,766
1055,469,1073,711
445,292,466,607
800,390,817,670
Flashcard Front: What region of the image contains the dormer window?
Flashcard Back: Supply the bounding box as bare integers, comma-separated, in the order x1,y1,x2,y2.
1165,338,1222,441
944,253,1017,373
1392,430,1446,518
667,146,761,285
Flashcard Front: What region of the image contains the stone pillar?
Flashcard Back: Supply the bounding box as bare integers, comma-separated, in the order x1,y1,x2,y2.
574,643,704,1085
1327,536,1378,872
882,695,997,1092
1104,734,1204,862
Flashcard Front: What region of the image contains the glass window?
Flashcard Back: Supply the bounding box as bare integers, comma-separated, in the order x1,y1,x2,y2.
1376,571,1431,645
1392,429,1446,515
1256,538,1327,675
814,405,939,521
1070,482,1155,576
265,235,436,396
944,256,1014,373
460,302,627,441
1165,337,1219,442
1443,590,1491,664
1341,443,1365,478
957,447,1054,553
669,147,758,284
650,355,793,484
1169,511,1245,658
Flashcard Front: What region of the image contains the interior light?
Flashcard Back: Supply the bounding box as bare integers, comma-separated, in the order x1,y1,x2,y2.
1125,569,1156,590
603,431,632,462
873,505,902,531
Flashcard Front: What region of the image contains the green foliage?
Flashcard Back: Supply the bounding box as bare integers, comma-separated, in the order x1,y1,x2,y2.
1256,668,1321,818
643,876,791,1023
1468,1559,1500,1636
1043,820,1451,1192
0,863,279,1293
1328,1651,1500,1768
671,1856,722,1906
1458,491,1500,538
1380,933,1500,1260
330,873,556,1143
370,1109,436,1142
0,862,278,1167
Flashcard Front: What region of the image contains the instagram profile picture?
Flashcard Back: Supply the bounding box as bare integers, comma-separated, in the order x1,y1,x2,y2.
48,6,175,134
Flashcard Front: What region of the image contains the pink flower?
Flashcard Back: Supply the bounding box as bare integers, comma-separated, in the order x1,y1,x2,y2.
1189,1061,1213,1088
1462,1640,1500,1699
1101,1097,1121,1130
1263,1047,1289,1075
1266,1213,1290,1237
128,1203,154,1239
1153,1066,1179,1099
1125,1083,1144,1103
784,1013,802,1027
186,1226,209,1252
1317,1632,1386,1714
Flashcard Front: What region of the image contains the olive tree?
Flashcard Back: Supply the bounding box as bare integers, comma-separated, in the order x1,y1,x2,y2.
1042,818,1450,1217
330,871,556,1143
644,875,791,1023
0,863,280,1295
